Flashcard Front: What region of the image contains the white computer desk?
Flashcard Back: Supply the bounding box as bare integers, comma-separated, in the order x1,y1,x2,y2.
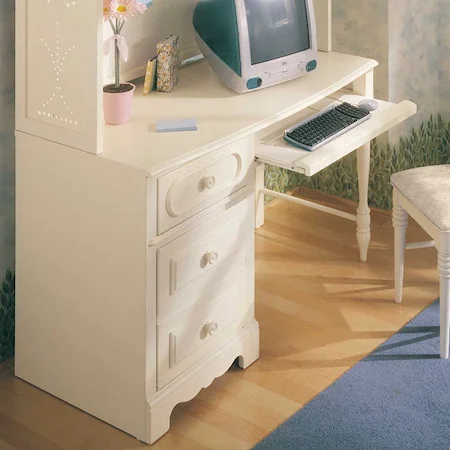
101,50,416,261
15,50,416,443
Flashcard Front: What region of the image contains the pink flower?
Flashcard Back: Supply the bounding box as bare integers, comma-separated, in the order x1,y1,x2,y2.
103,0,112,21
109,0,147,21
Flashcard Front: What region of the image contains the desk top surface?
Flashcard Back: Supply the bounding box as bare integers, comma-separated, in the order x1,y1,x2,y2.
102,51,377,176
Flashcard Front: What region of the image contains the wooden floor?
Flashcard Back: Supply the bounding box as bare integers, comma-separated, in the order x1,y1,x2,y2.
0,189,439,450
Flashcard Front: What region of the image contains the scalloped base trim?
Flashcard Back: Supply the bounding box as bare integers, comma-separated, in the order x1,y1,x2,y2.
144,320,260,444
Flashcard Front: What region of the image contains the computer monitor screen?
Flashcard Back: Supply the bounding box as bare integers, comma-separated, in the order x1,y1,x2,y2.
244,0,310,65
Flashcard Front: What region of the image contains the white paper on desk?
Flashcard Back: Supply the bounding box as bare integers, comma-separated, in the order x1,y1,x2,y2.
156,119,198,132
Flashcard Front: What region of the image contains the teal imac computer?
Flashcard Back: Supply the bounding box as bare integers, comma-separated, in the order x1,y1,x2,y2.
193,0,318,94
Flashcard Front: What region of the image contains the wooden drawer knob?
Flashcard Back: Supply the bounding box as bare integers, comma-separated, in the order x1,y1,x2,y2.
205,251,218,266
203,175,216,190
204,321,219,336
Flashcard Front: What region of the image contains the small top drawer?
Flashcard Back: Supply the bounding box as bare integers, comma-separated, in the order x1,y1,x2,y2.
157,137,254,234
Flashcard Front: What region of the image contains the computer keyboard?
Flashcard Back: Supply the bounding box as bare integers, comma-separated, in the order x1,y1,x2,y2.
283,102,371,152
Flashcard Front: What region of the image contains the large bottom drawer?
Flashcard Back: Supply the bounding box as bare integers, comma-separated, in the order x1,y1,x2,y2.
157,270,253,388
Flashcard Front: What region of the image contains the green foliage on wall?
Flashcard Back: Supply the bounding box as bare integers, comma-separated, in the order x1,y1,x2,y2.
265,114,450,210
0,269,15,363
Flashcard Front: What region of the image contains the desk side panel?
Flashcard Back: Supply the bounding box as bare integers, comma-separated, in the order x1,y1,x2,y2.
15,133,148,439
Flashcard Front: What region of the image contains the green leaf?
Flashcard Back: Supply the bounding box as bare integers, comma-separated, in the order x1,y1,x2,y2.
1,293,8,309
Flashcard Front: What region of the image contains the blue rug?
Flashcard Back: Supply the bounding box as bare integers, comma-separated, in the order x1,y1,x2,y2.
254,300,450,450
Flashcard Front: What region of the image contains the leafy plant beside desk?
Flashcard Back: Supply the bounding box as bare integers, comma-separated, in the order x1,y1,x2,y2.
0,269,15,363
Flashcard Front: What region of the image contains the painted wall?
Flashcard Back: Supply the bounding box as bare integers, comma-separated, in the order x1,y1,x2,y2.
388,0,439,140
0,0,16,363
332,0,389,101
331,0,439,137
440,0,450,120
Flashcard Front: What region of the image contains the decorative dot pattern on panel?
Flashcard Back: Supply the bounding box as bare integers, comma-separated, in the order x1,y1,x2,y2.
47,0,77,8
40,0,78,126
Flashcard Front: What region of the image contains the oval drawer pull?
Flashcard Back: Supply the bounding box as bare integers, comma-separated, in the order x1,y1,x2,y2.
203,175,216,190
204,321,219,336
205,251,218,266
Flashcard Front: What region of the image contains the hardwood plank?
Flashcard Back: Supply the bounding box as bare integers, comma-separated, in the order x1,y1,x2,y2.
0,439,17,450
0,411,63,450
0,359,13,376
0,191,438,449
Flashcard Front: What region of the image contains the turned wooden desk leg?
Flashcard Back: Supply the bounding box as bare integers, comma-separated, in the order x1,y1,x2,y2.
353,71,374,262
356,144,371,262
255,162,265,229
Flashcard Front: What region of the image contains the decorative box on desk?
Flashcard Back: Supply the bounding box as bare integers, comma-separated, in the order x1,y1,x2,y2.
14,0,415,445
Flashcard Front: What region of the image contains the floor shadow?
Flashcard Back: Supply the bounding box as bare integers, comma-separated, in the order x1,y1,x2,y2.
399,326,439,333
363,325,440,360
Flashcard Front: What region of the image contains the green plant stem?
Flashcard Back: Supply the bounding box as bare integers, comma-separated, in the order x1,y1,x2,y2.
114,18,120,89
108,18,117,33
114,41,120,89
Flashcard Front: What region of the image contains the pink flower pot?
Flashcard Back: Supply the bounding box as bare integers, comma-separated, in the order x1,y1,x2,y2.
103,83,136,125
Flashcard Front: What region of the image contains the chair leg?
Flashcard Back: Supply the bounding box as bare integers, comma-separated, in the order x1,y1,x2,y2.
438,251,450,359
392,191,408,304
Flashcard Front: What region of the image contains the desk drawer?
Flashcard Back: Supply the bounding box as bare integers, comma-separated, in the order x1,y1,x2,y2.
157,195,254,322
157,276,253,388
157,137,253,234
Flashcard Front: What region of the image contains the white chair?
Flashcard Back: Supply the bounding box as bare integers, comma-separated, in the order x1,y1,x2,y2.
392,165,450,359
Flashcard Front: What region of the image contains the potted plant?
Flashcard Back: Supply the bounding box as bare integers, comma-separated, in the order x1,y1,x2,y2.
103,0,149,125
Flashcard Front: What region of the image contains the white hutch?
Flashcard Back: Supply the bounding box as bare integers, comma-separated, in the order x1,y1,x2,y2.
14,0,416,444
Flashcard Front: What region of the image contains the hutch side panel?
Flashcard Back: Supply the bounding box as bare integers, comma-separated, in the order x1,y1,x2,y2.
16,0,103,154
